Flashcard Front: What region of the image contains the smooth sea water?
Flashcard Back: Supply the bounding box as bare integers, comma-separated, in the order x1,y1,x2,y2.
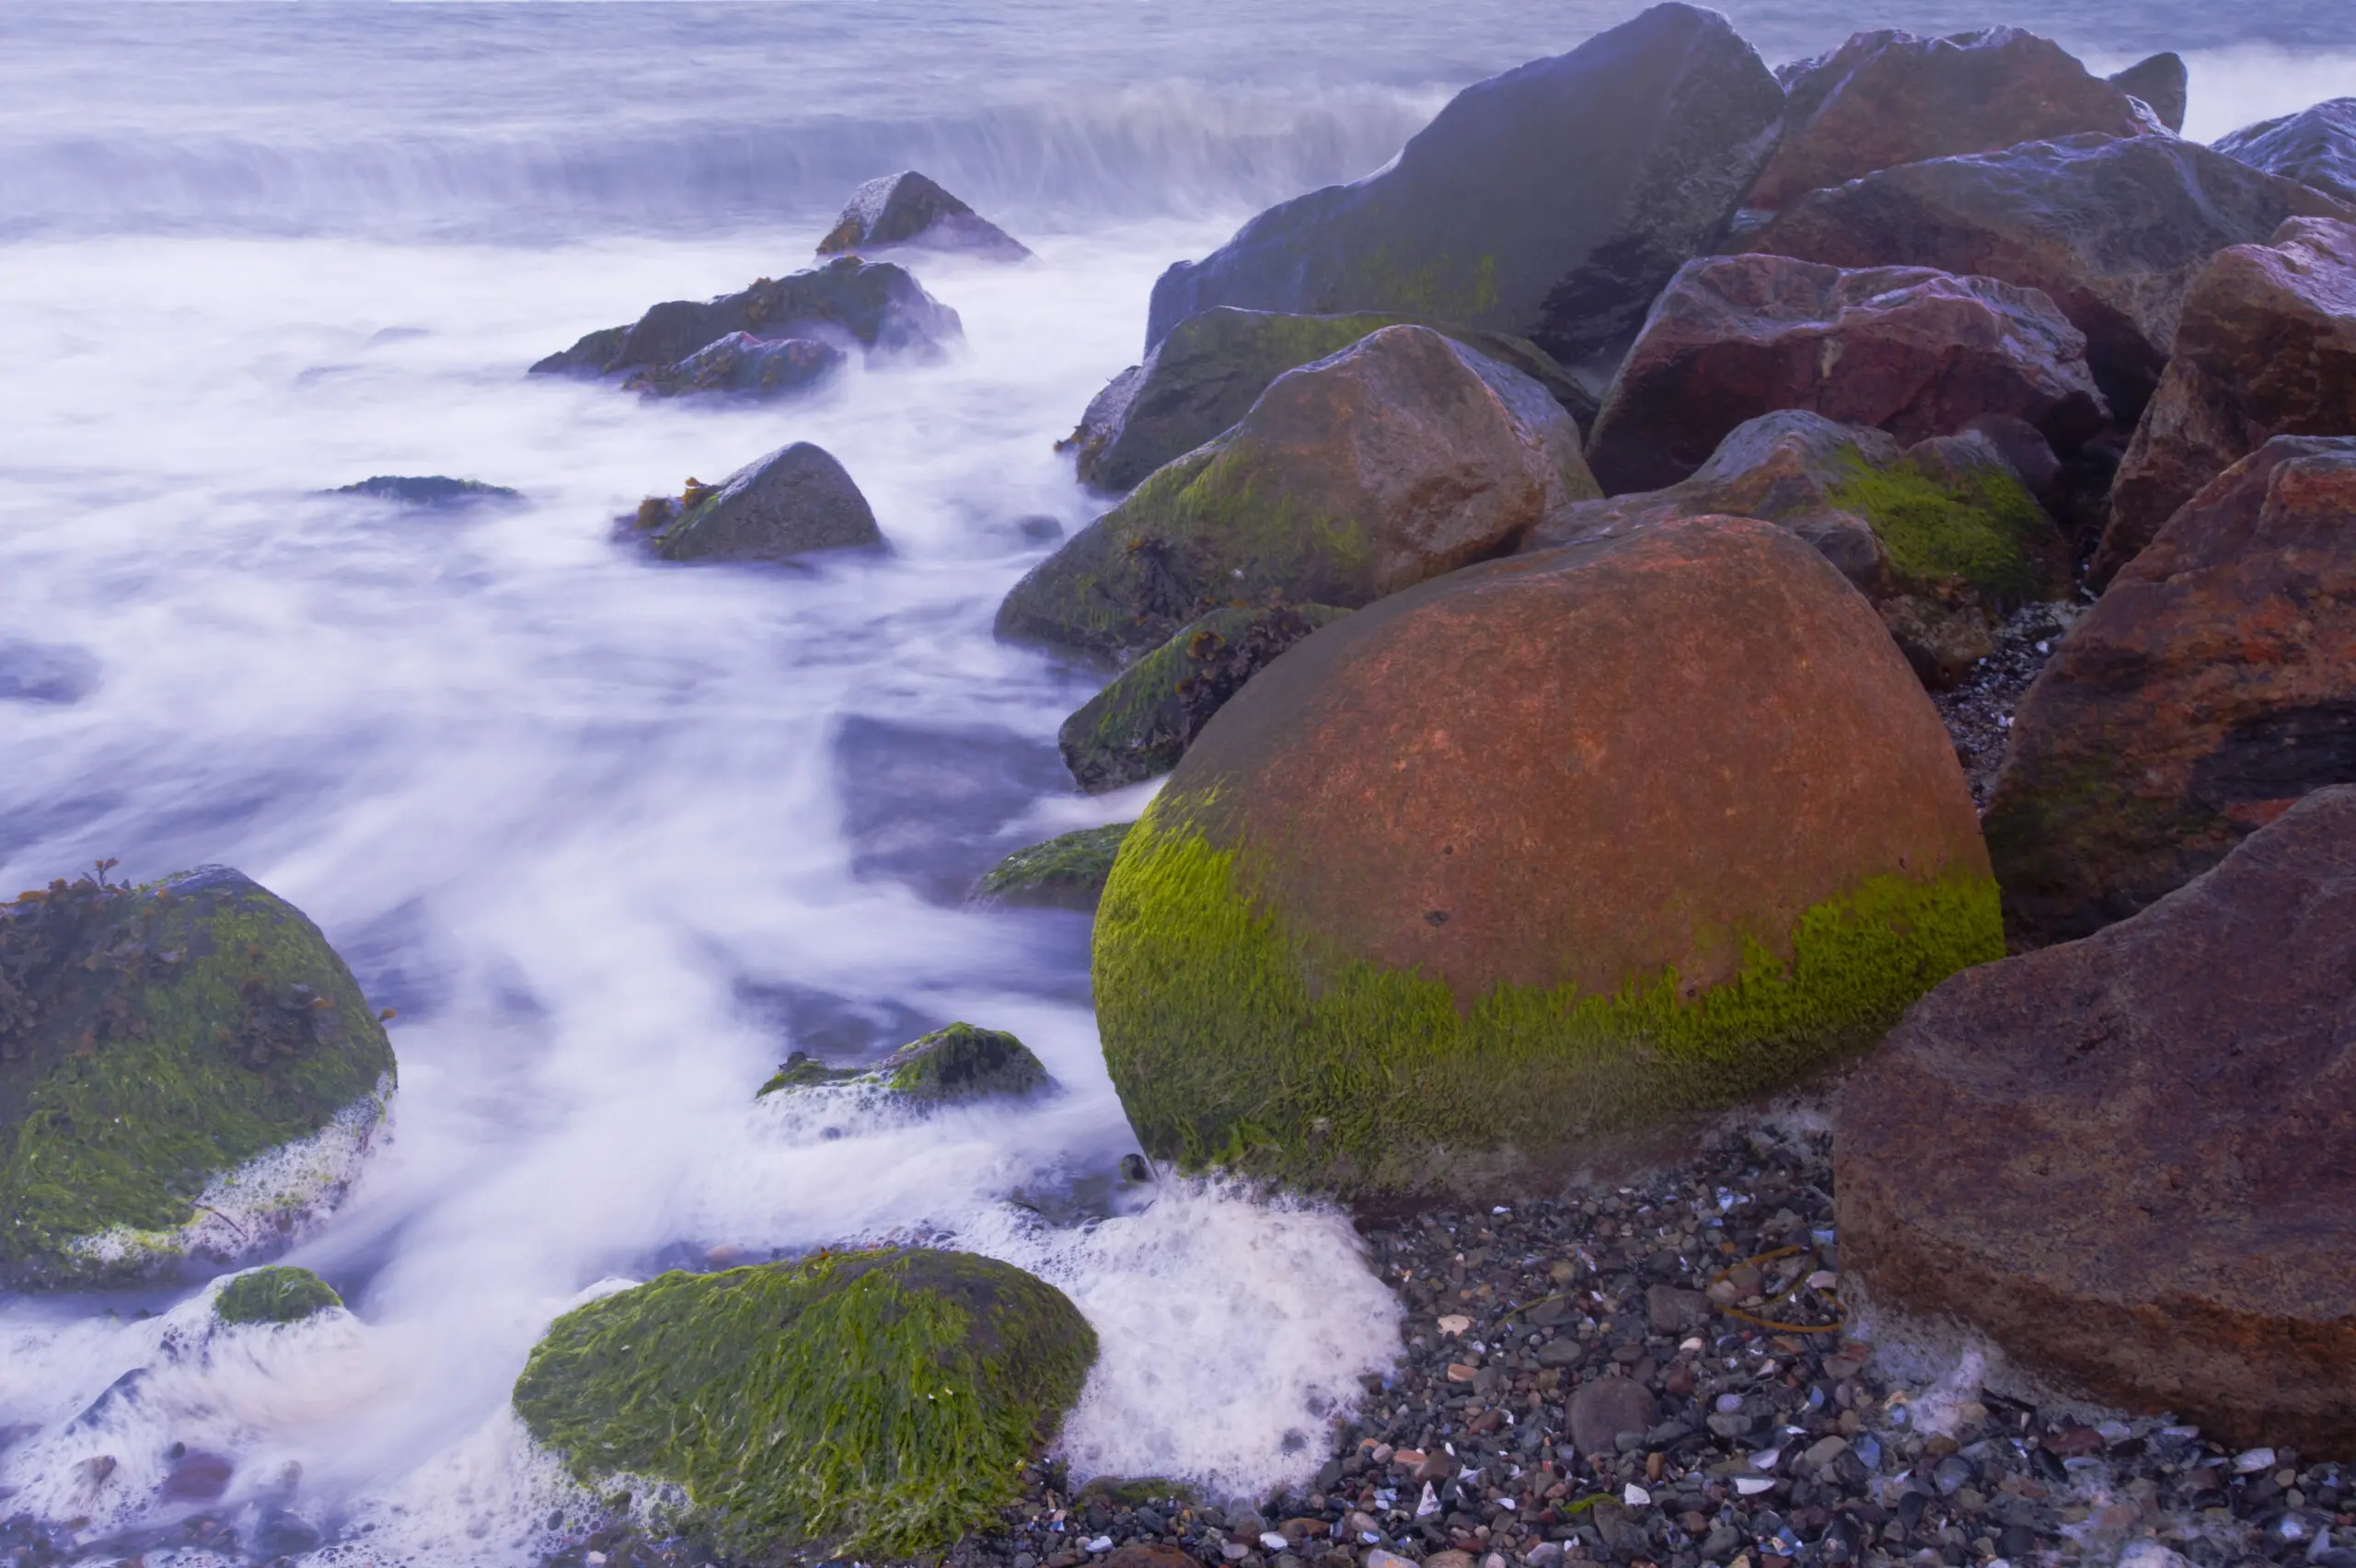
0,1,2346,1561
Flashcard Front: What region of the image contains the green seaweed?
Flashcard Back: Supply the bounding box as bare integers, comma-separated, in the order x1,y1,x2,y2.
214,1263,343,1325
1092,794,2004,1191
0,868,396,1286
510,1247,1097,1559
1828,452,2063,605
974,824,1134,911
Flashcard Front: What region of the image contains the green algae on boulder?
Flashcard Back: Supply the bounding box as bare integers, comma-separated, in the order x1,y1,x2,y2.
511,1247,1096,1559
1092,516,2002,1193
0,865,396,1288
214,1263,344,1326
1060,604,1349,792
971,824,1132,912
999,325,1598,661
756,1023,1048,1102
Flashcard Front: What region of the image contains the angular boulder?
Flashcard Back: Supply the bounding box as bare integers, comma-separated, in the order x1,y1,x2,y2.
2215,97,2356,205
1094,515,2002,1193
1837,785,2356,1451
1069,307,1592,493
1059,602,1349,791
1745,134,2353,421
1143,4,1785,372
2107,52,2187,134
816,170,1031,261
1984,437,2356,945
0,866,396,1288
1748,27,2154,213
1525,409,2070,686
621,332,845,399
2094,216,2356,584
530,257,961,377
997,326,1598,660
970,824,1132,913
1585,254,2108,494
630,443,883,563
512,1248,1095,1558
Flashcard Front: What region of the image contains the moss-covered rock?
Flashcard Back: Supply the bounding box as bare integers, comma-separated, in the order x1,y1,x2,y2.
971,824,1132,912
214,1263,343,1325
629,442,883,563
757,1024,1047,1102
1059,604,1349,792
0,865,396,1288
1093,515,2002,1194
511,1247,1096,1559
999,325,1598,661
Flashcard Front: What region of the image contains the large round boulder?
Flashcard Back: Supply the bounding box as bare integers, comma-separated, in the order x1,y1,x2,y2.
997,326,1597,660
512,1247,1095,1559
0,865,396,1287
1585,254,2108,494
1984,436,2356,946
1093,514,2001,1193
1837,784,2356,1452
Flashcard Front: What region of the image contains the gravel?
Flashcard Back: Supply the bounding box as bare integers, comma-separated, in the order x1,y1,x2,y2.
1932,601,2083,808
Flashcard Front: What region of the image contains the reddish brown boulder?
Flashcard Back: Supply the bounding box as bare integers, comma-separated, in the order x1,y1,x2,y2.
1093,514,2001,1193
1748,28,2154,213
1838,784,2356,1452
2094,217,2356,585
1745,136,2353,422
1584,254,2108,494
1984,436,2356,945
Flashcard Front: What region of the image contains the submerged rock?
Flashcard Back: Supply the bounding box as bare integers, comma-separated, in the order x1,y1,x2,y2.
756,1023,1049,1102
214,1264,343,1326
1526,410,2070,687
1068,308,1592,493
327,475,522,507
2095,216,2356,584
0,865,396,1288
999,326,1596,660
529,257,961,377
2215,97,2356,205
1060,603,1349,790
1093,515,1999,1193
1749,28,2155,213
1745,134,2353,421
511,1247,1096,1558
2106,52,2187,133
630,443,884,563
1585,254,2108,494
816,170,1031,261
1838,784,2356,1451
970,824,1132,912
1143,3,1785,373
621,331,846,400
1984,436,2356,946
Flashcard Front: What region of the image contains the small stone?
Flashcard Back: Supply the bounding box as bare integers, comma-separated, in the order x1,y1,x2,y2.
2235,1447,2278,1473
1087,1536,1116,1553
1260,1533,1290,1552
1623,1482,1652,1506
1366,1553,1415,1568
1804,1435,1850,1470
1426,1551,1475,1568
1447,1362,1481,1383
1570,1377,1659,1455
1438,1314,1473,1336
1736,1475,1778,1496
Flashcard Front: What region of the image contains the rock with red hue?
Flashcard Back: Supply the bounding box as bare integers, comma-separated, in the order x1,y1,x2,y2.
2215,98,2356,206
2093,217,2356,584
1749,28,2154,213
1584,254,2107,494
1984,436,2356,945
1838,783,2356,1452
1745,135,2353,421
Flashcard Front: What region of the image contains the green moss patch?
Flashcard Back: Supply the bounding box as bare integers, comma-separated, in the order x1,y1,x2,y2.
1093,796,2004,1191
974,824,1133,912
883,1024,1047,1099
0,866,396,1287
1828,452,2064,605
511,1247,1097,1560
214,1263,343,1325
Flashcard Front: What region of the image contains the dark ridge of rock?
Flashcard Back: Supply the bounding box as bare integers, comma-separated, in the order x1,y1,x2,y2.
2107,52,2187,133
1839,783,2356,1453
816,170,1032,261
529,258,961,378
629,444,884,564
1142,3,1785,375
2214,96,2356,205
1744,133,2354,422
1584,253,2108,495
621,333,846,400
328,476,522,507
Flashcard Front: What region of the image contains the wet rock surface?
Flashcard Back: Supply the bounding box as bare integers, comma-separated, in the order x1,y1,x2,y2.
972,824,1134,912
1745,134,2353,423
817,169,1032,261
1143,3,1784,373
1585,254,2108,495
621,331,846,400
629,442,884,563
2216,97,2356,205
326,474,524,506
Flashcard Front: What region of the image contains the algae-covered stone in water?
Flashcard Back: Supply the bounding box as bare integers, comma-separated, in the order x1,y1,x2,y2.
756,1022,1048,1101
214,1264,344,1326
0,864,396,1288
511,1247,1096,1559
972,823,1133,912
